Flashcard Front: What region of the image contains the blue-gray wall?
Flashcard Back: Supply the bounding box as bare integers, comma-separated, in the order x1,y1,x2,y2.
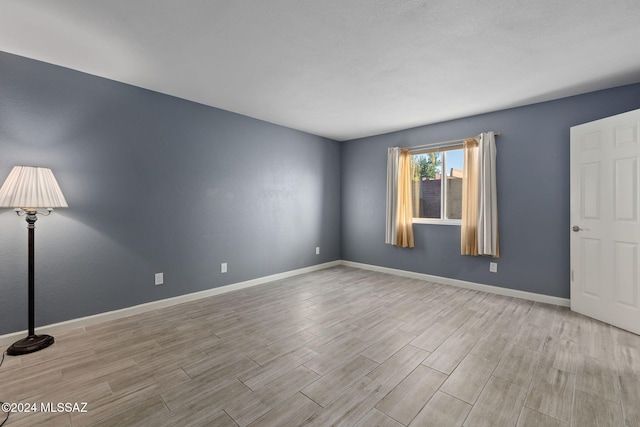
341,83,640,299
0,52,341,335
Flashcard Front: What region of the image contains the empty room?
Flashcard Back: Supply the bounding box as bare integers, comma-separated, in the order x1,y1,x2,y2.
1,1,640,426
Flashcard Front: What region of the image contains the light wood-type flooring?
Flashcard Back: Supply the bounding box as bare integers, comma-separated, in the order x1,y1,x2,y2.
1,266,639,426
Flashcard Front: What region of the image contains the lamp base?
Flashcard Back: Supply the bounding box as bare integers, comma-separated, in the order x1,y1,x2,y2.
6,334,54,356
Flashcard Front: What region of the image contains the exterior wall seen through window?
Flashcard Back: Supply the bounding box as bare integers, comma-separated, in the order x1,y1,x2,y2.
411,148,463,223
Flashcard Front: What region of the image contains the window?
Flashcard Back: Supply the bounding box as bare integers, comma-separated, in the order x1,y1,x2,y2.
411,145,464,224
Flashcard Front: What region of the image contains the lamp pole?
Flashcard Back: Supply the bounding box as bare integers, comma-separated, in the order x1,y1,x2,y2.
26,211,37,337
6,210,55,355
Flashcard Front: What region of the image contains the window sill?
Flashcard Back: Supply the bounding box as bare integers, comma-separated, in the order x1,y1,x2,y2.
412,219,461,226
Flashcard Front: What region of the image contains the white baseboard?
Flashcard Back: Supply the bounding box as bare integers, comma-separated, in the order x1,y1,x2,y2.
0,261,341,347
341,260,571,307
1,259,570,347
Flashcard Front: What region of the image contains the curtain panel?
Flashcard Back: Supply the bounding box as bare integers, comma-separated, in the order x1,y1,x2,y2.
461,132,499,257
385,147,400,245
396,148,414,248
478,132,499,257
461,138,479,255
385,147,414,248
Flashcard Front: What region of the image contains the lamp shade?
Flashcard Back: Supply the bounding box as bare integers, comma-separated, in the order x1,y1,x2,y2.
0,166,68,209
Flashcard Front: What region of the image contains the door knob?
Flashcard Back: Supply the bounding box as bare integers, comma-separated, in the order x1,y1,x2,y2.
572,225,583,232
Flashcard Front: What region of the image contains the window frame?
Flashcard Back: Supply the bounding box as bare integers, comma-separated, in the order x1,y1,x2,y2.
410,143,464,226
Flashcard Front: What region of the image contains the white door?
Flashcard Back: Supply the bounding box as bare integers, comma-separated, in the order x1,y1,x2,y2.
570,108,640,335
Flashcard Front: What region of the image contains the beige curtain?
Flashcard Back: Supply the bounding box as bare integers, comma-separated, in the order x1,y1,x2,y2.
461,138,479,255
478,132,499,257
461,133,499,257
385,147,400,245
396,148,414,248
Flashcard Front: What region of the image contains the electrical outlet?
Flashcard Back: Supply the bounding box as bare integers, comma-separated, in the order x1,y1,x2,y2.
316,247,320,255
489,262,498,273
155,272,164,285
221,262,227,273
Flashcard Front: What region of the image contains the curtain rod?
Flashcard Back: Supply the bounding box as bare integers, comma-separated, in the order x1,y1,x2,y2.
404,132,502,151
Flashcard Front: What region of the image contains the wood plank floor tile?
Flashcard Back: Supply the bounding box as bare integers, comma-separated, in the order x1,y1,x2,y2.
226,366,320,426
548,308,581,343
90,395,170,427
375,365,446,425
161,409,238,427
457,309,499,334
408,391,471,427
247,392,321,427
131,342,208,375
502,298,534,318
196,335,263,362
512,322,548,352
349,306,398,329
183,354,259,381
493,343,540,387
301,377,390,427
248,329,319,366
310,329,368,355
162,378,252,413
470,332,510,362
240,346,318,390
572,390,623,427
305,320,359,349
108,366,190,396
575,354,620,402
439,352,496,404
70,383,180,427
153,327,217,349
303,339,370,376
421,329,478,375
259,365,321,398
2,369,64,401
60,356,138,384
577,328,615,361
358,318,409,349
398,311,441,336
464,376,528,427
355,409,404,427
525,366,575,423
26,380,112,412
366,345,430,392
437,307,477,330
8,347,96,373
614,343,640,373
409,322,458,353
613,326,640,350
540,336,579,374
2,410,71,427
302,355,378,406
359,330,416,364
617,369,640,427
517,407,567,427
486,314,525,340
524,302,559,327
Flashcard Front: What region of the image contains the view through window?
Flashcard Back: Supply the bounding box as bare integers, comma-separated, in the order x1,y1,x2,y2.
411,147,464,222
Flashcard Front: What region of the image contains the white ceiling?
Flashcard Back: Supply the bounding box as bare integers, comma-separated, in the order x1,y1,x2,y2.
1,1,640,141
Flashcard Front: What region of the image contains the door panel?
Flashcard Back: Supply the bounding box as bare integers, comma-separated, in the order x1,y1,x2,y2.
614,157,637,221
581,162,600,219
581,238,602,297
614,242,637,307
